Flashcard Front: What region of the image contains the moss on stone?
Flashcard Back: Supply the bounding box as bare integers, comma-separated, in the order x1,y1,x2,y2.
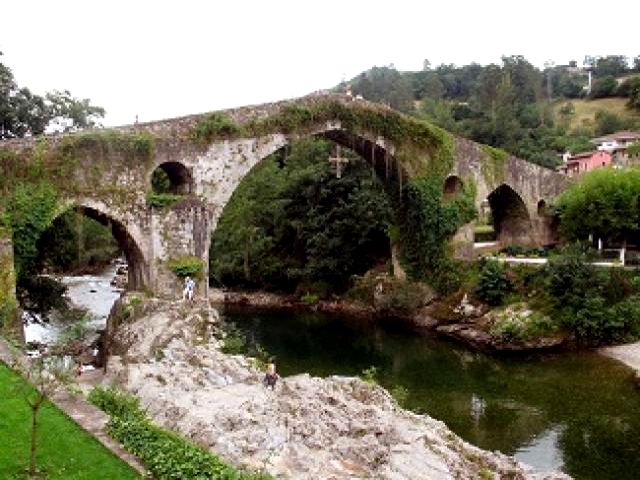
191,98,456,177
0,227,18,331
480,145,509,187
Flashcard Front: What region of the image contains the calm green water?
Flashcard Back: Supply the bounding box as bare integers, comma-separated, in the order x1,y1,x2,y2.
222,307,640,480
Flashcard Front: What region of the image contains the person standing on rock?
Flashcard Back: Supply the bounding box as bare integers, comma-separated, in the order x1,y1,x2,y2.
264,357,279,390
183,276,195,302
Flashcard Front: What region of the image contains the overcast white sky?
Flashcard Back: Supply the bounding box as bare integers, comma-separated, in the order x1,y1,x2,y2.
2,1,639,126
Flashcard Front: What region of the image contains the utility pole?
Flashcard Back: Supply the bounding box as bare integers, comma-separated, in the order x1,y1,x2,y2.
544,60,555,102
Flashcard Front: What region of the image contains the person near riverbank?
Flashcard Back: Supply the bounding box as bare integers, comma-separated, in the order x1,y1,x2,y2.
264,357,279,390
182,276,195,302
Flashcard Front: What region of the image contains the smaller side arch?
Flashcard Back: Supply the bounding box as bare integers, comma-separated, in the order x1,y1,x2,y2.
443,175,464,200
151,161,193,194
55,201,149,290
537,199,547,217
487,184,533,245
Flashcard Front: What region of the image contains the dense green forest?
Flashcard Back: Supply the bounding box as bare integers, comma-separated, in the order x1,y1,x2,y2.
342,55,640,168
210,138,392,295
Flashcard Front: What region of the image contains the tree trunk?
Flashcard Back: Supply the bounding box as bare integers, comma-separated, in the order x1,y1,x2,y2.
243,237,250,281
30,404,38,478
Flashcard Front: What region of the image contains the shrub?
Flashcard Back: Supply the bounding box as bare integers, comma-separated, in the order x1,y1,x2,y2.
566,294,640,345
220,329,247,355
88,386,146,422
391,385,409,406
146,192,183,208
545,244,596,311
489,305,557,342
360,366,378,384
168,256,204,278
17,275,68,314
376,279,432,315
190,113,242,144
474,260,513,306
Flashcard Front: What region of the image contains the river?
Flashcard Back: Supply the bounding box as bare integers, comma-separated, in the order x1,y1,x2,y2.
23,263,123,350
222,307,640,480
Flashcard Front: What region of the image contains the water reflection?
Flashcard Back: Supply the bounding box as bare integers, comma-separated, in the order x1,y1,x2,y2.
222,307,640,480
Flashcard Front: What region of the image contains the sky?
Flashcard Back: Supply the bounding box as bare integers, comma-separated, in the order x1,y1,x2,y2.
2,0,639,126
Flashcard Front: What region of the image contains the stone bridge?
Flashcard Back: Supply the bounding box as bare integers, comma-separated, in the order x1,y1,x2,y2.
0,94,567,308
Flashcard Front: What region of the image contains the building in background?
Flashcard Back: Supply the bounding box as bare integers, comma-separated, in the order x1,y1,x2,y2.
557,150,612,177
592,131,640,167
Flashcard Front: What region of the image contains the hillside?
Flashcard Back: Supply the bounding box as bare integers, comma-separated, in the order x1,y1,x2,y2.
554,97,640,131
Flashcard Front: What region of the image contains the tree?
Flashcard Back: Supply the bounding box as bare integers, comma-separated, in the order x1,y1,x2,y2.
627,142,640,158
589,75,618,98
421,74,445,100
9,350,70,478
350,66,414,112
556,168,640,244
594,110,625,136
628,78,640,111
46,90,105,130
0,52,105,138
594,55,629,77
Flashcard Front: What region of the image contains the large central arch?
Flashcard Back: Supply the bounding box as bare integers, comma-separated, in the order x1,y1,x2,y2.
207,125,411,283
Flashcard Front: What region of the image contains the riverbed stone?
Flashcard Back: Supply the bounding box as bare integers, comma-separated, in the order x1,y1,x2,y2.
103,298,570,479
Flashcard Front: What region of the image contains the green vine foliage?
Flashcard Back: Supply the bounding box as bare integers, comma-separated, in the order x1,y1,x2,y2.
480,144,509,187
190,98,454,176
399,175,476,291
5,182,59,279
145,192,183,208
0,227,18,330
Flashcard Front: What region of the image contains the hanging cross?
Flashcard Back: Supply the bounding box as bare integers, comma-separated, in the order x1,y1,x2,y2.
329,145,349,178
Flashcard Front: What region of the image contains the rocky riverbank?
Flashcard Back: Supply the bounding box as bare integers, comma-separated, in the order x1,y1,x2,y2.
600,342,640,386
213,289,570,353
103,295,569,479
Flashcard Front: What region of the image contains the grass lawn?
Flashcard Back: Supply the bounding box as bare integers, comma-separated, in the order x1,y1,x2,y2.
554,97,640,130
0,363,140,479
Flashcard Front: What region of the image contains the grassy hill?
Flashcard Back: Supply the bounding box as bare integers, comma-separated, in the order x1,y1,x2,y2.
553,97,640,131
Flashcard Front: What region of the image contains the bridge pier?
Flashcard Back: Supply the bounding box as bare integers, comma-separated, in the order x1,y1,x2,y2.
451,222,475,259
150,202,210,299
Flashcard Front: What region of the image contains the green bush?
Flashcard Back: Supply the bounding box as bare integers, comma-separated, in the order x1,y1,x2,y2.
89,387,269,480
220,329,247,355
489,305,557,343
190,113,242,144
391,385,409,406
88,386,146,422
545,244,596,311
360,366,378,384
474,260,513,306
146,192,183,208
566,294,640,345
376,279,431,315
169,256,204,278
